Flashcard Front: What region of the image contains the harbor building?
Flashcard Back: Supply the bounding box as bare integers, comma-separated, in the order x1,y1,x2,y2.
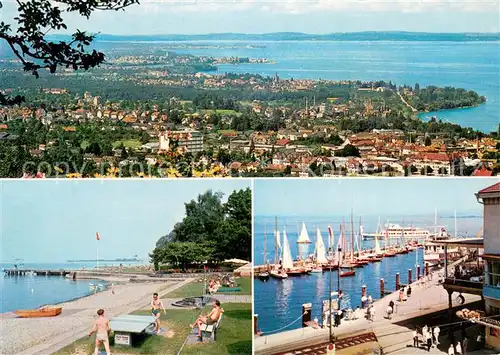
477,182,500,350
159,130,204,154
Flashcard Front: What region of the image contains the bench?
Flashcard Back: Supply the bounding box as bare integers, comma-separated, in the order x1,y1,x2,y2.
109,315,156,346
200,314,223,341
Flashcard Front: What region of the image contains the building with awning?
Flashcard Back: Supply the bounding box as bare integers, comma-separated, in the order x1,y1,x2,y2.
476,182,500,350
436,182,500,350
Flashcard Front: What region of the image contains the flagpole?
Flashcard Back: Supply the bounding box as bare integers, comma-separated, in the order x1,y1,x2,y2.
96,239,99,271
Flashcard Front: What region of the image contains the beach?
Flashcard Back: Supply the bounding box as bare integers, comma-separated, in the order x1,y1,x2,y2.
0,278,191,354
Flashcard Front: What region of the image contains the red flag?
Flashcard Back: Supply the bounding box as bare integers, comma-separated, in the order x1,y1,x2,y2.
328,225,333,237
96,232,100,241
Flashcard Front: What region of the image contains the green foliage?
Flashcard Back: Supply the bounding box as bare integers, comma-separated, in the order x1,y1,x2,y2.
0,0,138,105
407,86,486,111
335,144,360,157
151,188,251,268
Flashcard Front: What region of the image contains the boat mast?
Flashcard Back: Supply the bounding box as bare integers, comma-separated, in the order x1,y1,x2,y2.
350,210,354,261
358,216,362,256
275,216,278,265
264,225,267,269
434,208,438,237
454,210,457,238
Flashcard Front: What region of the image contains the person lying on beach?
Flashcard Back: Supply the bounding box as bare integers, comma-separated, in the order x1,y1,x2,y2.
189,300,224,341
88,309,111,355
151,292,166,334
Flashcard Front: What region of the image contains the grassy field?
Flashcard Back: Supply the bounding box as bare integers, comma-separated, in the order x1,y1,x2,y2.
202,109,243,117
54,303,251,355
164,277,251,298
112,139,142,149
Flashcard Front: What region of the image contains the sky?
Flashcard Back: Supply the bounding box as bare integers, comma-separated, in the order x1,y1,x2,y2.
1,0,499,34
0,179,250,263
254,178,497,217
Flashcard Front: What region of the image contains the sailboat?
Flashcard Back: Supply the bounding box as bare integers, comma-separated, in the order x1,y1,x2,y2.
270,218,288,280
258,226,270,281
283,227,304,276
355,218,371,263
312,228,327,273
366,221,383,261
383,219,397,257
395,224,409,254
339,221,356,277
297,222,312,244
322,226,339,271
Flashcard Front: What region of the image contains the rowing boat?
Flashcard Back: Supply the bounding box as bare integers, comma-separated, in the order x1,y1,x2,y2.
15,307,62,318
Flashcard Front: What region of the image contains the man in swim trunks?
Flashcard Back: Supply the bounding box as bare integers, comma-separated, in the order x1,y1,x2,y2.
189,299,224,341
88,309,111,355
151,292,166,334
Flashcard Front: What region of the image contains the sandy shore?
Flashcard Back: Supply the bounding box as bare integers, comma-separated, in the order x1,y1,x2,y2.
0,279,190,355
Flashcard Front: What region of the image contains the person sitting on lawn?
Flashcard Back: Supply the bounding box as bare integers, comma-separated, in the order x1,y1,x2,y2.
189,299,224,341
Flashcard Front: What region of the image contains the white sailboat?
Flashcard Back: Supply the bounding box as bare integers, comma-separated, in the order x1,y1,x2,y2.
312,228,327,272
282,229,293,269
270,218,288,280
327,225,334,251
297,222,312,244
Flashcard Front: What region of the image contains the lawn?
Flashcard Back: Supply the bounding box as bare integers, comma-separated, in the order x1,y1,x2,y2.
165,277,251,298
202,109,243,117
112,139,142,149
53,303,251,355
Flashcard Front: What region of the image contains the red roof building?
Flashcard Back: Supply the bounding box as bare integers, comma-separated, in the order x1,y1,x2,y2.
473,165,493,177
275,139,291,146
478,182,500,194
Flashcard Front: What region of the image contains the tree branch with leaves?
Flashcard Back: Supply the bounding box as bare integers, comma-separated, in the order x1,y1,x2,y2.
0,0,139,105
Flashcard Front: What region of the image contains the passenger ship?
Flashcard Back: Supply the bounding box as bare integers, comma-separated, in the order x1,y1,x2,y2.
361,223,433,242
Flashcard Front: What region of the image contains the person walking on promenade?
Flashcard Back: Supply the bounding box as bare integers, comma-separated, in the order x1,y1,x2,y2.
456,341,462,355
425,329,432,351
448,344,455,355
463,336,468,354
433,325,440,345
413,328,419,347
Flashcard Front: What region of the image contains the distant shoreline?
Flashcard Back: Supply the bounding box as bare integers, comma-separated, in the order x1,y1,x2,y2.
45,31,500,43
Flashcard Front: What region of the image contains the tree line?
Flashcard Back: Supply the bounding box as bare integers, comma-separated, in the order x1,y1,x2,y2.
149,189,251,271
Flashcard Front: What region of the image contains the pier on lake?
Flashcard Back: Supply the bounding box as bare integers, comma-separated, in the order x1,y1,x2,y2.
3,269,73,277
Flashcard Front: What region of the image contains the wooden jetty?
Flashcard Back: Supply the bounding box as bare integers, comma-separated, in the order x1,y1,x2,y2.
3,269,73,277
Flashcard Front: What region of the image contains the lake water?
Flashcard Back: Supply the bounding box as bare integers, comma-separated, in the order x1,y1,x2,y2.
168,40,499,133
253,214,483,334
0,262,142,313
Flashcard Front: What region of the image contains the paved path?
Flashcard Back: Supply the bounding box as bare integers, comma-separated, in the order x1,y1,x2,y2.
255,269,481,355
0,279,193,355
397,92,418,113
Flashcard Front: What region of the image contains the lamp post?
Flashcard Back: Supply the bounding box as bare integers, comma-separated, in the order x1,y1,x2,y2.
326,247,334,344
337,245,342,310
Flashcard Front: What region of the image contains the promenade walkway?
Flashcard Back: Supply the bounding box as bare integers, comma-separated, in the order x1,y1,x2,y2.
0,279,193,355
255,269,481,355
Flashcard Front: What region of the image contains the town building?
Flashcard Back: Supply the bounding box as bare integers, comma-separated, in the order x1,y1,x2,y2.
477,182,500,350
159,130,204,154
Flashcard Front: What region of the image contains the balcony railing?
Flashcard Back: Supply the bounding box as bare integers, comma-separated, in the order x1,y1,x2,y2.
483,285,500,300
444,278,484,290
